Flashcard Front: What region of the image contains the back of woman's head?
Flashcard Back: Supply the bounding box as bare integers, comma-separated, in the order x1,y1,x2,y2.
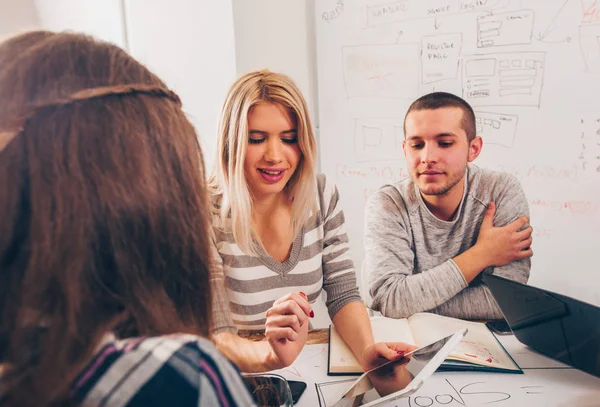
0,31,212,406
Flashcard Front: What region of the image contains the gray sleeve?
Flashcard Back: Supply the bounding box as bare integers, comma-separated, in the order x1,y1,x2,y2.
319,175,363,319
427,175,530,320
208,230,238,336
488,175,531,284
430,285,504,319
364,190,468,319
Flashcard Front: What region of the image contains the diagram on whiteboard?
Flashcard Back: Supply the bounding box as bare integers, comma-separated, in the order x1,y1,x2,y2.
476,10,534,48
474,111,518,147
354,118,405,162
364,0,511,28
462,52,545,107
316,0,600,309
421,33,462,83
342,44,420,98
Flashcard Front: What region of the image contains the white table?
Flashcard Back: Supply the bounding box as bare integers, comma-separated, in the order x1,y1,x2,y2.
270,333,600,407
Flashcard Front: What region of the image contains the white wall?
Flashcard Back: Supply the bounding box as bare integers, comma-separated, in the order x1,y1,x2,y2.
0,0,39,38
0,0,237,170
124,0,237,170
34,0,126,47
232,0,318,127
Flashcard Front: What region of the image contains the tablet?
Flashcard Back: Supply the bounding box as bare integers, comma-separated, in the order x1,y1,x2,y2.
332,328,468,407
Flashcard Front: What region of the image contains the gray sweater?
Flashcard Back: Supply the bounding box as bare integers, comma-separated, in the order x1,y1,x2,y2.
364,165,531,320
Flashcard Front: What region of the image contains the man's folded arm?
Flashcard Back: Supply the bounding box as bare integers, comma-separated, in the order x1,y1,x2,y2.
489,176,532,284
365,191,469,318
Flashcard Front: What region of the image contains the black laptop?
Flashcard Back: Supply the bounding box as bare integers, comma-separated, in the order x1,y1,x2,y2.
483,273,600,378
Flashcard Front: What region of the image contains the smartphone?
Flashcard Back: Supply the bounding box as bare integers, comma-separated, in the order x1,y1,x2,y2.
288,380,307,404
244,375,307,405
486,319,513,335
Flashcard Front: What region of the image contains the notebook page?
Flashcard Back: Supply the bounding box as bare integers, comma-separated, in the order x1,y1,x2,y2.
371,316,416,345
407,313,517,370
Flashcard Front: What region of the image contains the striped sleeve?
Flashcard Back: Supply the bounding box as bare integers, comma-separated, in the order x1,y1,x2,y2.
209,228,238,336
73,335,255,407
317,174,362,319
195,337,256,407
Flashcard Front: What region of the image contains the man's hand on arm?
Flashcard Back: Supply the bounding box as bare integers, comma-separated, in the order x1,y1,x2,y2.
454,201,533,283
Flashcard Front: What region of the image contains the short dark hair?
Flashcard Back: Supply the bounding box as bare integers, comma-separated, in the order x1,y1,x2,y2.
404,92,477,142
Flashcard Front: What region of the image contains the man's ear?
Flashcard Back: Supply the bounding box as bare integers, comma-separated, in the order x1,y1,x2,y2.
468,136,483,162
402,139,407,158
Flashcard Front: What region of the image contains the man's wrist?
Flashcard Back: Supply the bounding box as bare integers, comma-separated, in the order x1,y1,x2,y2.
455,244,492,283
473,243,495,269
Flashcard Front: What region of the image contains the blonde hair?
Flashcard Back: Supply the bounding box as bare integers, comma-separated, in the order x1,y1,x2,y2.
209,70,317,255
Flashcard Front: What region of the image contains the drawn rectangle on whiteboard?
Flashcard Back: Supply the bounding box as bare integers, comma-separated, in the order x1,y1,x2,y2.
480,29,501,39
462,52,545,106
475,111,518,147
421,33,462,84
366,0,455,27
467,90,491,97
480,21,502,31
476,10,534,48
499,88,531,96
354,118,404,162
500,78,536,88
460,0,509,12
500,68,536,77
366,1,410,27
342,44,420,98
465,58,496,77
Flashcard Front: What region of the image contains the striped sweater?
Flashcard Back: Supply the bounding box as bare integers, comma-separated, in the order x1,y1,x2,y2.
210,174,362,334
0,334,255,406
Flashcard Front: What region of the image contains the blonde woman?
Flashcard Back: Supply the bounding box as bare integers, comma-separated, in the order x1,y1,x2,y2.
209,70,414,372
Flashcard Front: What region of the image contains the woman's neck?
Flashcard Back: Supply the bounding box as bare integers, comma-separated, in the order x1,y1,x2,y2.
252,192,291,222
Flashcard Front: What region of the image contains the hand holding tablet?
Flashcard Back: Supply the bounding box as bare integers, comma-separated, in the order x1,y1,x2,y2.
333,328,468,407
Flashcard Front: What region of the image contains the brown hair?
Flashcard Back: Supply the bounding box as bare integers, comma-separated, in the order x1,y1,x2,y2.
0,31,212,406
404,91,477,142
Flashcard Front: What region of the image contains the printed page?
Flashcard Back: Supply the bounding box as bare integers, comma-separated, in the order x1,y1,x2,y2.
408,313,518,370
371,316,416,345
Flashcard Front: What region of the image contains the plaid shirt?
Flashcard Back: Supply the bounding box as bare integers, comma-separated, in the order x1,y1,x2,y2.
70,334,256,407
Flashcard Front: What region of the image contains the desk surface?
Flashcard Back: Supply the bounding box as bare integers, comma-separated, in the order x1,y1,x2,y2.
241,329,329,344
260,332,600,407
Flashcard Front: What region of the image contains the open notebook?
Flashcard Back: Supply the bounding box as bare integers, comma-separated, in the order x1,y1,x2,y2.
328,312,521,375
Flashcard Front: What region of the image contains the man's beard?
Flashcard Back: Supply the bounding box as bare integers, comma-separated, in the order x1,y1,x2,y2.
417,168,466,197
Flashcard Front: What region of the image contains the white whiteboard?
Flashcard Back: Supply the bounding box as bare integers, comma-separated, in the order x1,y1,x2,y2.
315,0,600,306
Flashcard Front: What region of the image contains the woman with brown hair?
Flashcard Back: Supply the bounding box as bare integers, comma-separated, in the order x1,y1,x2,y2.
0,31,254,406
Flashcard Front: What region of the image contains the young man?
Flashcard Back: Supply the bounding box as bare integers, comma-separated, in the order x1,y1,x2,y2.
364,92,533,320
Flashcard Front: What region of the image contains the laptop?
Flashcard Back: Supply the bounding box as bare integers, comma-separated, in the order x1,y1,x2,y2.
483,273,600,378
